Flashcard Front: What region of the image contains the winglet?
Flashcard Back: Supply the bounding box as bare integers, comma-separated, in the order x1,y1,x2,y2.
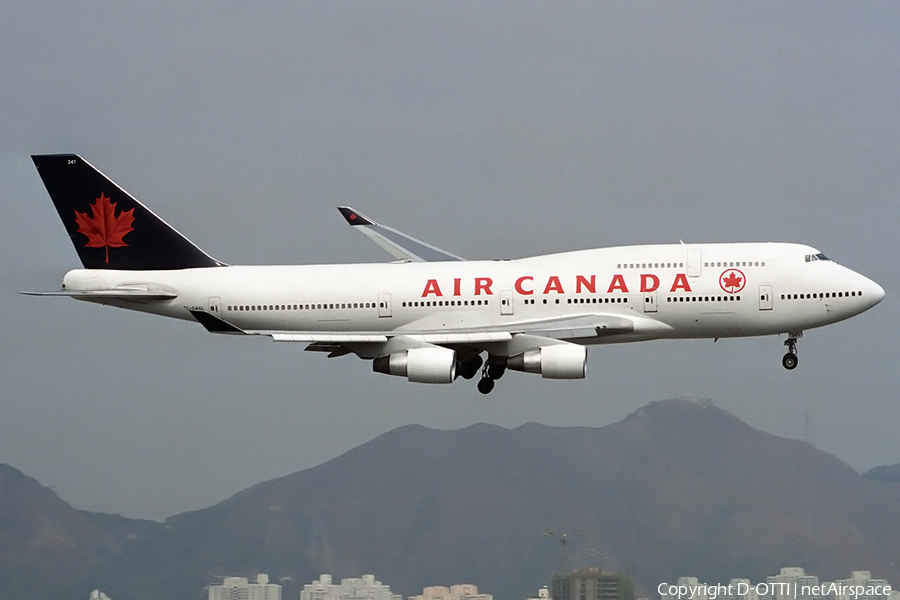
189,310,246,334
335,206,465,262
337,206,376,226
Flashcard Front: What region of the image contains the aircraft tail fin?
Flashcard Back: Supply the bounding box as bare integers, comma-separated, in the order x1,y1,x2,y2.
32,154,224,270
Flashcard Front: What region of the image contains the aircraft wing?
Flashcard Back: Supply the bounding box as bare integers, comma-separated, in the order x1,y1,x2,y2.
188,311,670,355
337,206,465,262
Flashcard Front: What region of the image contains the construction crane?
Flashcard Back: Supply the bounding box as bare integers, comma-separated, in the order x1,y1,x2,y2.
544,529,648,573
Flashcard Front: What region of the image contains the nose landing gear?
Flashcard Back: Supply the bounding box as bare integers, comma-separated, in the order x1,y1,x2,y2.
782,332,802,370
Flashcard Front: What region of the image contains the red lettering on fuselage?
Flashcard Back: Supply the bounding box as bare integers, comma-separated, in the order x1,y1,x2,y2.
422,279,443,297
515,276,534,295
607,274,629,293
670,273,692,292
420,272,695,297
575,275,596,294
640,274,660,292
543,276,565,294
474,277,493,296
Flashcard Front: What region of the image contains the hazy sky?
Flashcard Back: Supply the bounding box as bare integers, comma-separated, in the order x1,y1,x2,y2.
1,2,898,520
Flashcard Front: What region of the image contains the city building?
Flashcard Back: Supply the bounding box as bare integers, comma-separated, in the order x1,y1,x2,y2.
410,584,493,600
301,574,402,600
727,579,760,600
209,574,281,600
830,572,892,600
664,567,897,600
660,577,707,600
528,587,551,600
551,568,635,600
765,568,820,600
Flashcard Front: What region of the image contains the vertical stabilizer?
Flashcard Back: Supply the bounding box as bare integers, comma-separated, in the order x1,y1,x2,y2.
32,154,223,270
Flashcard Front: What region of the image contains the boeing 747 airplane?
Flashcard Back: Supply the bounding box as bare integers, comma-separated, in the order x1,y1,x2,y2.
28,154,885,393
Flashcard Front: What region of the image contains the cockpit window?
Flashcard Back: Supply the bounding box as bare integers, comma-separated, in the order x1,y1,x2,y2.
805,253,831,262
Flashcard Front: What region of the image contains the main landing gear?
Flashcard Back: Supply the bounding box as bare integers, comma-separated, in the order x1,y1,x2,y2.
457,354,483,380
456,353,505,394
782,332,802,370
477,356,506,395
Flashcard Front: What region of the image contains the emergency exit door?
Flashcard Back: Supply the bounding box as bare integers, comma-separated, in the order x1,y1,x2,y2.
643,291,658,313
378,292,392,317
500,290,514,316
758,285,773,311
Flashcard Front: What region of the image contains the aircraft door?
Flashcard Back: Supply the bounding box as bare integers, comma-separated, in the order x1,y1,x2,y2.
687,248,702,277
643,291,658,313
758,285,773,311
208,296,222,314
378,292,392,318
500,289,514,316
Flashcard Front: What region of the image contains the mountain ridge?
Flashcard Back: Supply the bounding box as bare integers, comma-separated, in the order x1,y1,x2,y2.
3,399,900,600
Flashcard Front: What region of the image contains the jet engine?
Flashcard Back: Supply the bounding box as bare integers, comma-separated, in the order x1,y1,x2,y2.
506,344,586,379
372,346,457,383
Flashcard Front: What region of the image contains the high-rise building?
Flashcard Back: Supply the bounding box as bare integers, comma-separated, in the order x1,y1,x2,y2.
829,571,892,600
764,567,820,600
528,587,551,600
301,574,401,600
728,578,760,600
409,584,493,600
551,568,635,600
660,577,707,600
209,574,282,600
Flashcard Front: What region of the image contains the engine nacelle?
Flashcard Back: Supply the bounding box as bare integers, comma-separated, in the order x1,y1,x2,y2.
507,344,586,379
372,346,457,384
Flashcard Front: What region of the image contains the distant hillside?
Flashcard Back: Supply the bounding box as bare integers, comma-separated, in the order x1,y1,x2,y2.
0,464,153,599
3,399,900,600
864,463,900,484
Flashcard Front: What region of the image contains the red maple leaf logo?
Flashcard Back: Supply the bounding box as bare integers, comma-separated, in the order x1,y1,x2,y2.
723,272,742,289
719,269,745,293
74,192,135,264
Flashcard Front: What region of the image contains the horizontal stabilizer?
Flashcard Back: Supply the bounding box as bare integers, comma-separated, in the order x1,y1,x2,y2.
22,287,177,300
337,206,464,262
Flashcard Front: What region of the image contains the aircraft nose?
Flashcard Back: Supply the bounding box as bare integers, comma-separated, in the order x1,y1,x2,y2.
864,277,885,307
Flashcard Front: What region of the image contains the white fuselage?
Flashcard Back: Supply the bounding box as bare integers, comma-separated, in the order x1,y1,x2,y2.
62,242,884,343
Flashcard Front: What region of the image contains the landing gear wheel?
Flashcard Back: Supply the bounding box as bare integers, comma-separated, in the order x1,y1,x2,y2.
477,377,495,395
782,333,800,370
459,355,483,380
487,363,506,380
782,353,798,370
